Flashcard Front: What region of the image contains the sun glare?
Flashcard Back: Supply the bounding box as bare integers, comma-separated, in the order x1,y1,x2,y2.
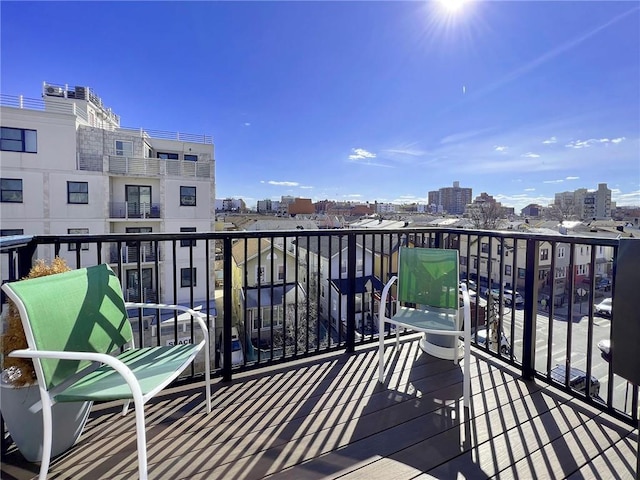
438,0,467,14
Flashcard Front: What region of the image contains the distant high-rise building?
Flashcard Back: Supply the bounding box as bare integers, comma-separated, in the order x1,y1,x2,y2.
428,181,472,215
555,183,611,220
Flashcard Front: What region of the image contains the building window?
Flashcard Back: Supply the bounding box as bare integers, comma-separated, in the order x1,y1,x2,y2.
517,268,526,279
0,178,23,203
157,152,179,160
1,229,24,237
126,268,153,302
540,248,549,261
558,246,565,259
181,268,196,287
505,265,512,276
67,181,88,204
126,185,152,217
256,266,265,284
180,186,196,206
184,154,198,161
481,243,489,254
68,228,89,251
180,227,196,247
278,265,285,281
115,140,133,157
1,127,37,153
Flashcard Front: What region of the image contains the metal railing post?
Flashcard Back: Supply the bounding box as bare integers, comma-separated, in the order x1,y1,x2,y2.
522,238,539,380
222,236,233,381
346,233,356,353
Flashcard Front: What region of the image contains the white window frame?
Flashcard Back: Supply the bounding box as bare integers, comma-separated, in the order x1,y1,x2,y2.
115,140,133,157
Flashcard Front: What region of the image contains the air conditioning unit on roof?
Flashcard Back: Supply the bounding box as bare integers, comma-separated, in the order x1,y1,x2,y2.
44,85,64,97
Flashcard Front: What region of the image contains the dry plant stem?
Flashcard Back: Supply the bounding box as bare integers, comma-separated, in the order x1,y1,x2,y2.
1,257,71,386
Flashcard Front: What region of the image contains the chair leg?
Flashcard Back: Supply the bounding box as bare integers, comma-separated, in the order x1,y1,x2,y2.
38,393,54,480
463,325,471,410
204,339,212,413
378,321,386,383
133,399,148,480
122,399,131,416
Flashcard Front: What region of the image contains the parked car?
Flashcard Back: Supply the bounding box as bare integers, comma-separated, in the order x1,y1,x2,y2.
550,365,600,398
597,339,611,362
491,288,524,307
596,278,611,291
219,327,244,368
475,328,511,355
594,298,612,317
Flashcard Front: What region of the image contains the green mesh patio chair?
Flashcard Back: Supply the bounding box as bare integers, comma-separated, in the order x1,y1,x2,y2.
2,264,212,480
378,247,471,408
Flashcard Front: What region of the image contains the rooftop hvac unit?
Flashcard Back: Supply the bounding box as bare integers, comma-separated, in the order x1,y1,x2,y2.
74,86,86,100
44,85,64,97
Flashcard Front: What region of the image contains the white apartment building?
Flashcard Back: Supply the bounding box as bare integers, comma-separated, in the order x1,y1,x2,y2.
1,82,216,306
375,202,396,214
554,183,612,220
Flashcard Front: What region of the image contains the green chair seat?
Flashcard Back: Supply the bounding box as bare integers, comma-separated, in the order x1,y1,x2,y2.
55,344,202,402
391,306,459,332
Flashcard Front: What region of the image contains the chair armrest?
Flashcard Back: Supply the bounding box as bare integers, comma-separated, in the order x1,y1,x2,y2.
125,302,209,336
379,276,398,322
9,348,143,399
459,283,471,332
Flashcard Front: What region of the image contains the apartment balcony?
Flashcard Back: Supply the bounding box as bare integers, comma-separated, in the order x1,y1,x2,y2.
109,201,162,220
106,155,214,179
1,229,638,479
108,243,161,264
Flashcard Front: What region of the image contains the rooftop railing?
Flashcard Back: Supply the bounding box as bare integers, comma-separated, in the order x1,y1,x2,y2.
0,93,212,145
1,227,637,428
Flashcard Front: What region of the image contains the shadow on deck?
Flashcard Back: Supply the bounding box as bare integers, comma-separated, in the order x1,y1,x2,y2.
2,336,637,479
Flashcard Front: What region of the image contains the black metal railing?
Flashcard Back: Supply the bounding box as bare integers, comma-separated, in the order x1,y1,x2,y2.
1,227,636,426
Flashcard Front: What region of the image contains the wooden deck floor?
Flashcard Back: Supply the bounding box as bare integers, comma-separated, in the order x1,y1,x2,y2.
2,336,638,480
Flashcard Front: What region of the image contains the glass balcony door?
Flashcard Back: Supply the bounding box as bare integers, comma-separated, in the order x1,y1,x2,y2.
126,185,151,218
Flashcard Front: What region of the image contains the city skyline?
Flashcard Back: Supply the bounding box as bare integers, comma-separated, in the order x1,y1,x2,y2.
2,1,639,212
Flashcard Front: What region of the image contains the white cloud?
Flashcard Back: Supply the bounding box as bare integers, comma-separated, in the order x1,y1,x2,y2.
268,180,299,187
565,137,625,149
542,136,557,144
566,176,579,180
244,122,251,127
613,190,640,206
300,185,314,190
543,179,565,184
522,152,540,158
348,148,376,160
494,145,508,152
524,188,536,192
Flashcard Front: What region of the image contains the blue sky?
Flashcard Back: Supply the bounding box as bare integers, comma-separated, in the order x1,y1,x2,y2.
2,1,639,212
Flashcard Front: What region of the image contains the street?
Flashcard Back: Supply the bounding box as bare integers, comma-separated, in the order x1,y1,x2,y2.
494,300,635,414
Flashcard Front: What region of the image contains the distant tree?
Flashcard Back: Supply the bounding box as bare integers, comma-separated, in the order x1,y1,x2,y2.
469,202,506,230
271,268,320,355
545,203,576,222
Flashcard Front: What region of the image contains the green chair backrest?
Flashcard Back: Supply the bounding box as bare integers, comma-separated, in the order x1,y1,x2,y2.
397,247,459,309
7,264,133,390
